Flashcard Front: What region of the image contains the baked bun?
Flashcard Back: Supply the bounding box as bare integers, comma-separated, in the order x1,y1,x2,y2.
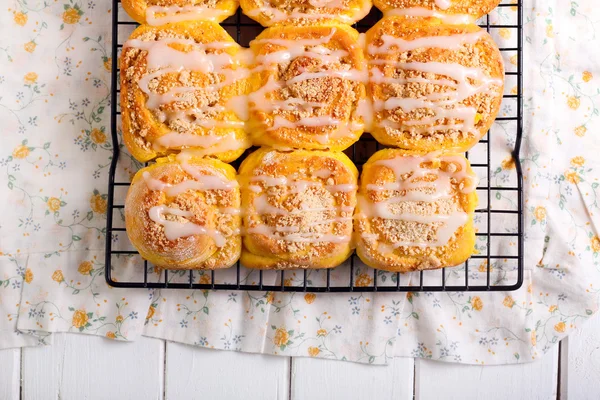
374,0,501,20
239,148,358,269
122,0,238,25
240,0,372,27
120,21,251,163
247,22,367,151
355,149,478,272
125,155,241,270
365,16,504,152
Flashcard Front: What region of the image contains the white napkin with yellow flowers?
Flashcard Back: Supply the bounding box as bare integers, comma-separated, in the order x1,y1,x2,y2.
1,0,599,364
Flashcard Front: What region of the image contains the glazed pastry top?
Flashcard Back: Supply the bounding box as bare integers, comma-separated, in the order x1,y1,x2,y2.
247,23,367,150
354,149,478,271
120,22,251,163
238,149,358,268
365,16,504,152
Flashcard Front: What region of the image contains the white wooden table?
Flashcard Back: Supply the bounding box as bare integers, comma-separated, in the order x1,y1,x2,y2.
2,314,599,400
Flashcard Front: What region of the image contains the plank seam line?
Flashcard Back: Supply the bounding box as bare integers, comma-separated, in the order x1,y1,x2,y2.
288,358,293,400
20,349,24,400
163,340,167,400
558,339,565,400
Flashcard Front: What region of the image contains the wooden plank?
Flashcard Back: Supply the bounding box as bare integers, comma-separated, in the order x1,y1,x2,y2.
291,357,415,400
0,348,21,400
560,314,600,399
22,333,164,400
165,342,290,400
415,348,559,400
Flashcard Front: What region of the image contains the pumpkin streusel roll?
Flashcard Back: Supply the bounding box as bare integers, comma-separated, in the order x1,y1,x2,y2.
125,155,241,270
365,16,504,153
120,21,251,163
355,149,478,272
247,22,368,151
239,148,358,269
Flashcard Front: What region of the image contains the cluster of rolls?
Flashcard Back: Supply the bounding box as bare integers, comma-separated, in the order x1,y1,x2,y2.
121,0,504,272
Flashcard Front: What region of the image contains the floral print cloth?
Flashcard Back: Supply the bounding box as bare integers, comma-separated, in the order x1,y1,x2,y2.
1,0,598,365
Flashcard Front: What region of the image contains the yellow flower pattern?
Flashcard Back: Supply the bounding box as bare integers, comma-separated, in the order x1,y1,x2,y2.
567,96,581,110
471,297,483,311
52,270,64,283
90,129,106,144
13,11,27,26
304,293,316,304
47,197,61,212
72,310,89,330
24,72,38,85
273,327,290,347
308,347,320,357
24,269,34,284
62,7,81,25
24,41,36,53
502,296,515,308
12,145,29,159
574,125,587,137
534,206,546,221
77,261,93,275
90,193,107,214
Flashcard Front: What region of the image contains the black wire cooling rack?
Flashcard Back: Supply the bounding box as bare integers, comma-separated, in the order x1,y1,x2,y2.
106,1,524,292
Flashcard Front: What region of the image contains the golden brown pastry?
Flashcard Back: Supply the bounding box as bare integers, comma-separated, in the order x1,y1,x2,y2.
122,0,238,25
120,21,251,163
374,0,501,20
240,0,372,27
239,148,358,269
355,149,478,272
125,155,241,270
365,16,504,152
247,22,367,151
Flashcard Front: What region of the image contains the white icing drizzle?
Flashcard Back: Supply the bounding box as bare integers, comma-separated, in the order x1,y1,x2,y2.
434,0,452,10
368,31,503,139
148,205,226,246
356,98,374,132
311,168,332,178
142,166,237,197
153,131,250,158
360,153,476,248
175,134,252,159
384,8,474,24
247,173,356,244
145,5,230,25
142,161,240,244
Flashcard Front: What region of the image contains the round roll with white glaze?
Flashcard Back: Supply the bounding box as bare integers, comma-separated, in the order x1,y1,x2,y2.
247,22,368,151
365,16,504,153
239,148,358,269
355,149,478,272
120,22,251,163
125,155,241,270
